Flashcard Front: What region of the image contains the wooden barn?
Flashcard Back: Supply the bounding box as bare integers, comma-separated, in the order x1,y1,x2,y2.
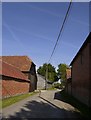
70,32,91,107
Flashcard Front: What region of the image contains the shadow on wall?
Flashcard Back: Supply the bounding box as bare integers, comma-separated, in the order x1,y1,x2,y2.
54,90,91,118
54,90,88,108
2,97,82,119
29,63,37,92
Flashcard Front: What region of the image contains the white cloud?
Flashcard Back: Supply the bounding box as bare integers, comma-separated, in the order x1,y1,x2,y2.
26,4,61,18
3,21,26,50
8,25,54,43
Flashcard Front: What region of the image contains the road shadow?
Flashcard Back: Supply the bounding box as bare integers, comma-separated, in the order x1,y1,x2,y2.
54,90,64,101
2,97,83,119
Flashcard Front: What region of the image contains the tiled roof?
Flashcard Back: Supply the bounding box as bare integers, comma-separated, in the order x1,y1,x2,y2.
66,69,71,79
0,60,30,82
0,56,33,71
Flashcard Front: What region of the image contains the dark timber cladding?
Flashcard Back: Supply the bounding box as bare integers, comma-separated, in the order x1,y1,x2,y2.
70,32,91,107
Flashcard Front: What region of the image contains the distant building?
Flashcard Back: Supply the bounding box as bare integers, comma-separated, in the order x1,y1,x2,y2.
70,32,91,107
1,56,37,92
0,60,30,98
66,68,71,80
65,68,72,95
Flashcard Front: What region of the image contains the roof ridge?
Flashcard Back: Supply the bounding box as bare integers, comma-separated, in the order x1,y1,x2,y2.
25,56,32,62
1,55,28,57
1,55,33,71
1,55,32,62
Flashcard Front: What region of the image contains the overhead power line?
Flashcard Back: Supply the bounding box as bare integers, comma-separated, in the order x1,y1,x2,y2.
44,0,72,90
48,0,72,63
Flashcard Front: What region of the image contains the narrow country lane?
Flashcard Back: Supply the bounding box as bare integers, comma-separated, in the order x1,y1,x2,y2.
2,89,82,119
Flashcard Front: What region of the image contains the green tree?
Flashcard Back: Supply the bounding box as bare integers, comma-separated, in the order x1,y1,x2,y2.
37,63,57,82
57,63,69,85
37,63,47,76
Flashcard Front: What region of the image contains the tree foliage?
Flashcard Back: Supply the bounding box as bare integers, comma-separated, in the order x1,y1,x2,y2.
57,63,69,81
37,63,69,86
37,63,57,82
57,63,69,87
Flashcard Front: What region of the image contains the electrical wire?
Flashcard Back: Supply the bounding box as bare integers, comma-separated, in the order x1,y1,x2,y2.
48,0,72,63
45,0,72,89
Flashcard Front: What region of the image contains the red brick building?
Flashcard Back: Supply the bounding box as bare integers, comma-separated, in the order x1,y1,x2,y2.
1,56,37,92
66,69,71,80
0,60,30,98
70,32,91,107
65,68,72,95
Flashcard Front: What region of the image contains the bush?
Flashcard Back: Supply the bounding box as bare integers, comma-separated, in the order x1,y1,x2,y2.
52,83,62,89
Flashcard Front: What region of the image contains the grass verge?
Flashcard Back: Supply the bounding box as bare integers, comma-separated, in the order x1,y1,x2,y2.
46,87,56,90
60,90,91,118
2,91,39,108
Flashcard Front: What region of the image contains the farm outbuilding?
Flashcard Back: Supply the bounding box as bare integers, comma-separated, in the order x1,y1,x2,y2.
0,60,30,98
70,32,91,107
1,56,37,92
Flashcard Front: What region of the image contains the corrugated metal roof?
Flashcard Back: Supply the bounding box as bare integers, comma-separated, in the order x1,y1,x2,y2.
0,60,30,82
0,56,33,71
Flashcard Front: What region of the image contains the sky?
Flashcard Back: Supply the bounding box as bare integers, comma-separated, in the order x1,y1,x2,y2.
2,2,89,69
1,0,91,2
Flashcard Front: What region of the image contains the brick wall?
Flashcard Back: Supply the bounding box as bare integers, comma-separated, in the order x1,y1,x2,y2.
72,43,90,106
2,76,30,98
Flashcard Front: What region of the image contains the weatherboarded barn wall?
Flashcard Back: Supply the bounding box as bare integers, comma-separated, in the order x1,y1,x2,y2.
70,33,91,107
66,82,72,95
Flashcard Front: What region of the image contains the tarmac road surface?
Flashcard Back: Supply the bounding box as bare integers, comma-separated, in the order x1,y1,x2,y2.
2,89,83,119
